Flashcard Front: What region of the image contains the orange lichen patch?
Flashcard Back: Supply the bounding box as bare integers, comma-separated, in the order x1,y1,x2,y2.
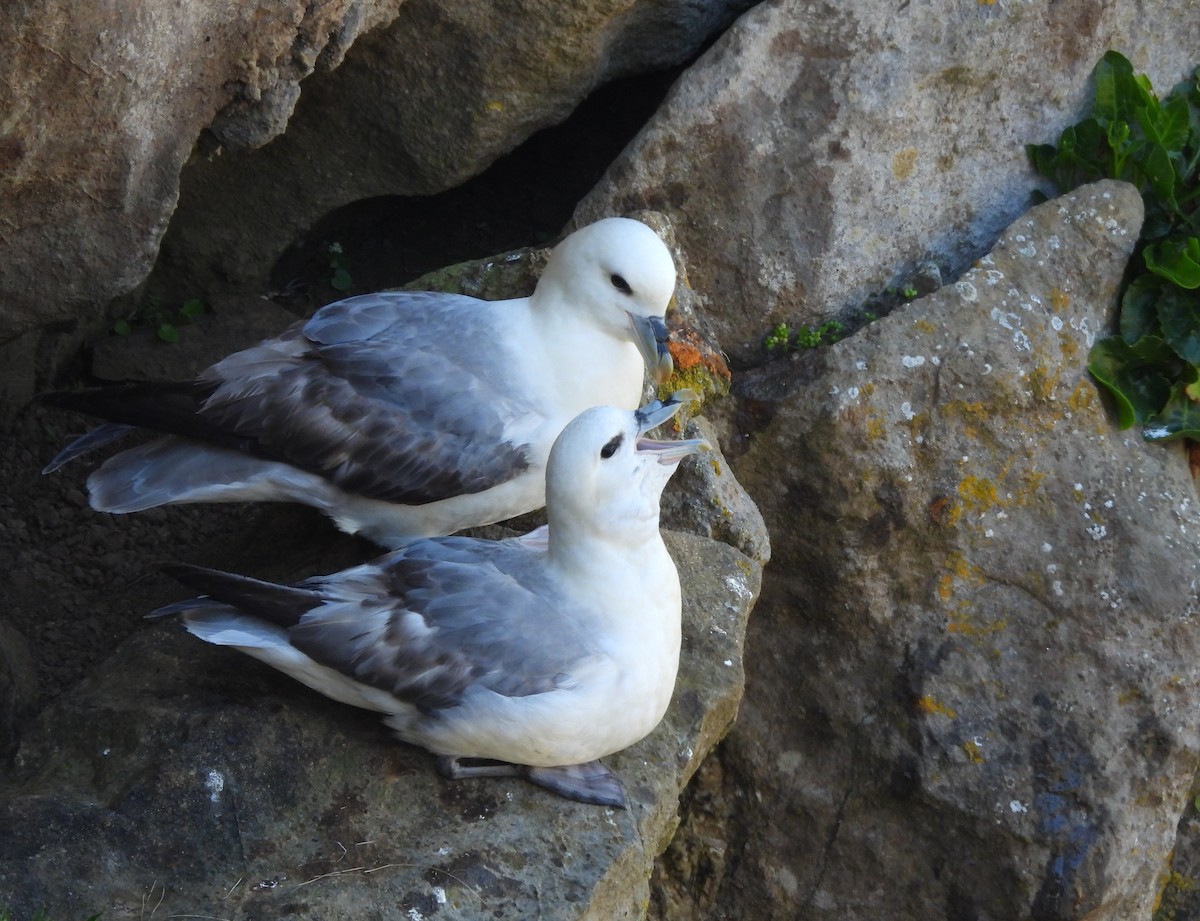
667,326,731,381
1050,287,1070,311
917,695,957,719
962,739,985,763
927,495,954,527
938,552,982,601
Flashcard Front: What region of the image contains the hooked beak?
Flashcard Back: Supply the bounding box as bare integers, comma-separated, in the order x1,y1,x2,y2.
634,390,712,464
628,312,673,385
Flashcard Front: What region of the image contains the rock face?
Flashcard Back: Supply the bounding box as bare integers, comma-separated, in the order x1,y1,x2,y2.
1,223,769,920
685,181,1200,920
0,0,405,347
0,0,753,417
0,532,759,921
577,0,1200,365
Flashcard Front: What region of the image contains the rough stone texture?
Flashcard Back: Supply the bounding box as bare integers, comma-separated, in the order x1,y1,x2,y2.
137,0,755,311
2,222,768,919
0,619,37,764
0,0,751,417
576,0,1200,365
0,0,404,346
684,181,1200,921
0,527,759,921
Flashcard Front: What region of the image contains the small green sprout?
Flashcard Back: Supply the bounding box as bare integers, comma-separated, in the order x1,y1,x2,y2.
328,242,353,292
113,296,205,343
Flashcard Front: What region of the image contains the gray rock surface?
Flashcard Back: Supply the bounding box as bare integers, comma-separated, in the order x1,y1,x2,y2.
0,528,759,921
152,0,754,301
0,0,404,346
577,0,1200,365
2,224,768,920
687,181,1200,920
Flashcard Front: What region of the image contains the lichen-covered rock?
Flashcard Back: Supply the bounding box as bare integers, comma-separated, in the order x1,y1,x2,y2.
577,0,1200,365
689,181,1200,920
0,529,759,921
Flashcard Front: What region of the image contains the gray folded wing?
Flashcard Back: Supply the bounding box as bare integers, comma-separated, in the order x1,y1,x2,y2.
289,539,602,710
197,291,537,504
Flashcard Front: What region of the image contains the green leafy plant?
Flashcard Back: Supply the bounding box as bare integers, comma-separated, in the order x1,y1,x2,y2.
327,242,352,292
763,319,845,353
1028,50,1200,440
113,296,205,343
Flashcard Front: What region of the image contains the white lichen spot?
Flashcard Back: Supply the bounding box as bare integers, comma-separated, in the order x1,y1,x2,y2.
1048,234,1062,250
900,401,916,421
724,574,752,600
931,355,941,366
1013,329,1032,352
205,769,224,803
1069,315,1096,347
1042,542,1053,552
855,359,868,371
1073,483,1083,492
1010,800,1029,814
847,386,860,400
1016,240,1037,258
1103,499,1114,508
956,280,979,302
982,363,992,375
433,887,447,905
1086,523,1108,541
1053,580,1064,596
408,909,426,921
1050,316,1064,331
724,659,733,667
985,270,1006,286
1145,426,1171,440
985,528,994,538
902,355,926,368
991,308,1016,331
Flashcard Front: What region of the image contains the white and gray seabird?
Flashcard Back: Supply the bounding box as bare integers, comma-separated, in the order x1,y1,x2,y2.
152,396,710,807
42,218,675,547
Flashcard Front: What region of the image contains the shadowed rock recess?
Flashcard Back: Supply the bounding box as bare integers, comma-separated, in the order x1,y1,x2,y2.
705,181,1200,920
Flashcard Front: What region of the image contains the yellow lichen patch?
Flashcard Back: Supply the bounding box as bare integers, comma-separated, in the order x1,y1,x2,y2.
917,695,957,719
957,474,1000,512
962,739,985,763
1066,379,1095,415
892,147,919,180
913,319,937,335
1117,687,1145,705
938,552,983,600
1050,287,1070,311
1057,331,1078,360
864,412,887,440
947,604,1008,638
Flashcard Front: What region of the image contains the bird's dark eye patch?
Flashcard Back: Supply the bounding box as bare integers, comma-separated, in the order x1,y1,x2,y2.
610,273,632,295
600,434,623,459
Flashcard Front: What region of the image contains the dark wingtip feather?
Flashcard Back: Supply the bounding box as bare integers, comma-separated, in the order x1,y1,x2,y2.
157,561,325,628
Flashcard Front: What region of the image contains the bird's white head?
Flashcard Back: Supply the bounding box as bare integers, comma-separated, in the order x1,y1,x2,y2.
546,395,710,553
533,218,676,385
